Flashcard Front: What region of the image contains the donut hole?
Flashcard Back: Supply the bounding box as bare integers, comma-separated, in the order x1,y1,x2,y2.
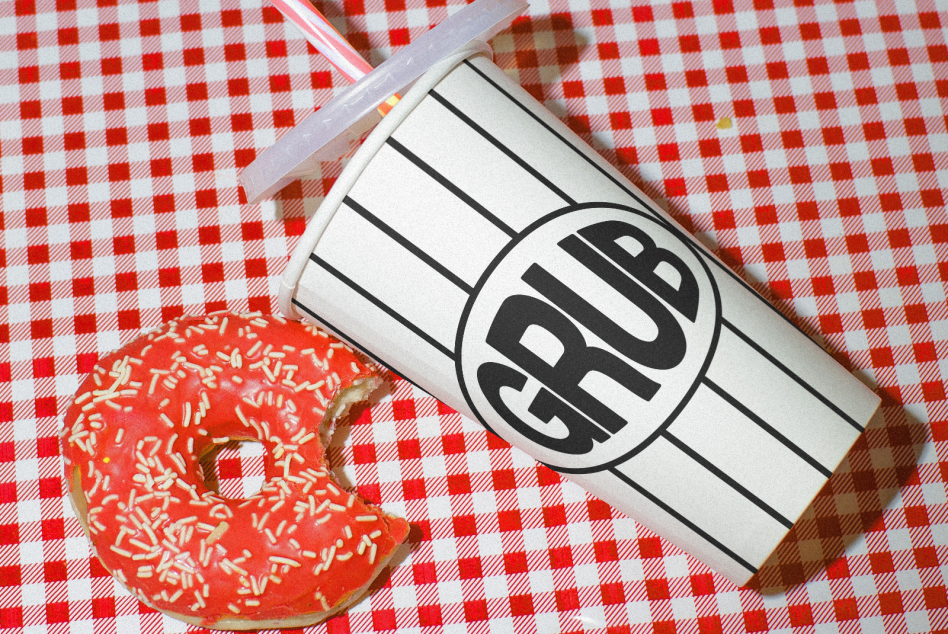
199,439,267,499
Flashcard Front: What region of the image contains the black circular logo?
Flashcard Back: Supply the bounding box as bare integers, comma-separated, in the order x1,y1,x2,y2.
457,204,721,473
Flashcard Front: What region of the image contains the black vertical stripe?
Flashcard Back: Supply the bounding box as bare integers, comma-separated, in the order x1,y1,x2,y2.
460,59,652,215
343,195,474,294
386,137,517,239
662,432,794,529
308,255,456,360
427,89,576,206
723,319,864,432
702,377,833,478
609,467,758,575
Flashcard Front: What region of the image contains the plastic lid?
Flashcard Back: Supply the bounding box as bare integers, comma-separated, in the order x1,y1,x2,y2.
239,0,528,204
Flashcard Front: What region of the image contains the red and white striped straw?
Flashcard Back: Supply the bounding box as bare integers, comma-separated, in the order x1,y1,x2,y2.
269,0,400,114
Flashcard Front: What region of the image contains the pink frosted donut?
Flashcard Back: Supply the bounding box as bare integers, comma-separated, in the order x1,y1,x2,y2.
62,313,409,630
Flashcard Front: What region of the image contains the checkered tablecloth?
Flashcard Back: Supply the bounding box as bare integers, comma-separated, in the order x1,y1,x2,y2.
1,0,947,631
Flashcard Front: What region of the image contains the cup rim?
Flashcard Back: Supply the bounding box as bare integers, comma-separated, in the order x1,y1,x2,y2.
279,43,493,319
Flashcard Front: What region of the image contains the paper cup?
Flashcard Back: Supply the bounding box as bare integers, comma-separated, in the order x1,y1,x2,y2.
279,50,880,586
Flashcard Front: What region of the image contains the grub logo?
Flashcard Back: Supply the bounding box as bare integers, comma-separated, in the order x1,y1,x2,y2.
457,205,720,473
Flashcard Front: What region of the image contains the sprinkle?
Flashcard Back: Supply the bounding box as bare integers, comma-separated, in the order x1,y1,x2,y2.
369,543,377,564
228,604,240,614
206,521,229,544
110,545,133,558
269,556,301,567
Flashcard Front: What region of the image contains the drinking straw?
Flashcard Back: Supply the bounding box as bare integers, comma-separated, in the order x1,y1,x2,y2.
269,0,401,114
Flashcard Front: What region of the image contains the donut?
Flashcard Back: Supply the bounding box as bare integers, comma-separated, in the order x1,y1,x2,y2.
61,312,410,630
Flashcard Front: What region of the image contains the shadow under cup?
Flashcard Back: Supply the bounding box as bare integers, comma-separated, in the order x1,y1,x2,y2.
279,51,881,587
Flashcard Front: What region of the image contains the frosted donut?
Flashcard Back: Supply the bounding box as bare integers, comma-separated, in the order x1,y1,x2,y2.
61,313,409,630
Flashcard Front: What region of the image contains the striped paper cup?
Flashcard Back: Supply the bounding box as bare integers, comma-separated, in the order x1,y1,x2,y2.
279,50,881,586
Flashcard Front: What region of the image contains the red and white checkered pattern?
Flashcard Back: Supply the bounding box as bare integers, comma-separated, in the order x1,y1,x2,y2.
1,0,946,631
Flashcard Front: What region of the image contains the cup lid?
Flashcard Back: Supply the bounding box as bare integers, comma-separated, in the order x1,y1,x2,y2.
239,0,528,204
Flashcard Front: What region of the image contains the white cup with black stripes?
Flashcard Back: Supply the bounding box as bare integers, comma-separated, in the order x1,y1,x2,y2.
250,19,880,587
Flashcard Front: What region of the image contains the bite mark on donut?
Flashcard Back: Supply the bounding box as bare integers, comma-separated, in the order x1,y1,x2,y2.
61,312,409,630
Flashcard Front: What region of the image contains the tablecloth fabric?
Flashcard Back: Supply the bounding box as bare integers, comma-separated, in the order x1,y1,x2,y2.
1,0,947,631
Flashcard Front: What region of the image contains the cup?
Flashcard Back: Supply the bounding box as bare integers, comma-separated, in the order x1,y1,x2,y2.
276,47,880,586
